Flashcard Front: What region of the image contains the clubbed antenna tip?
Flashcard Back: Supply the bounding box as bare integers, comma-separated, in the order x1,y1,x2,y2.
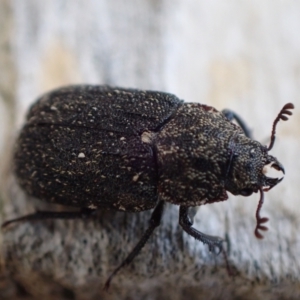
267,103,294,151
254,188,269,239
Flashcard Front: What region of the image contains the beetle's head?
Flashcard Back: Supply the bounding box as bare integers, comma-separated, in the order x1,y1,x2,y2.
224,137,284,196
225,103,294,197
223,103,294,239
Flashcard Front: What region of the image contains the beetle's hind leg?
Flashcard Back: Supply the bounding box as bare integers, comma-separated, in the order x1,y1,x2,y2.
1,208,96,228
104,200,165,290
179,206,224,253
222,109,252,138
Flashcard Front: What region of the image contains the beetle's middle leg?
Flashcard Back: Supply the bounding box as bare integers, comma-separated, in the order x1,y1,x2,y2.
179,206,223,253
104,200,165,290
1,208,96,228
222,109,252,138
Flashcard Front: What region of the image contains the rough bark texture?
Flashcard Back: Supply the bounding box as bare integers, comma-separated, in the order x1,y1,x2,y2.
0,1,300,299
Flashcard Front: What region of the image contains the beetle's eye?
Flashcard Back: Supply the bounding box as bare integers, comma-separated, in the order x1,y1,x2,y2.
249,148,256,158
240,188,253,196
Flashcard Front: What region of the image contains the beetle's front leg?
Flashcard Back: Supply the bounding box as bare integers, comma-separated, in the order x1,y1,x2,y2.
179,206,223,253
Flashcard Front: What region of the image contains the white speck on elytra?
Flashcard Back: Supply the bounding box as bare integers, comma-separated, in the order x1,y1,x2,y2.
78,152,85,158
132,173,141,182
141,131,155,144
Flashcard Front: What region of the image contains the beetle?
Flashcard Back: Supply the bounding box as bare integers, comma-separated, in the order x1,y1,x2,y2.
2,85,294,289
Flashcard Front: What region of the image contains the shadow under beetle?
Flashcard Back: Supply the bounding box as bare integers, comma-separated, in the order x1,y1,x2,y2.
2,85,294,288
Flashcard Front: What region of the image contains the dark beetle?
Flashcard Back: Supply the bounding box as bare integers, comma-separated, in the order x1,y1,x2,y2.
3,85,294,288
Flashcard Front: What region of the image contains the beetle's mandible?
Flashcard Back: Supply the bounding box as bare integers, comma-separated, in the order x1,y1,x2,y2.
2,85,294,289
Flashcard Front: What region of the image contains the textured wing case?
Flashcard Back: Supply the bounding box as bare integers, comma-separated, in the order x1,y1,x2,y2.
14,85,183,211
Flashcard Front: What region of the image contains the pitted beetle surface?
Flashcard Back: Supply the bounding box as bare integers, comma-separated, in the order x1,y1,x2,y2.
2,85,294,288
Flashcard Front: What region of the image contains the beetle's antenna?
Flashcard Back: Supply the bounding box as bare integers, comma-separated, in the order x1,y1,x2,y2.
267,103,294,151
254,188,269,239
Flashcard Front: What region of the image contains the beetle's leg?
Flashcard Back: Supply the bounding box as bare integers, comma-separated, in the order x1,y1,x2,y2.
1,208,96,228
179,206,223,253
104,200,164,290
222,109,252,138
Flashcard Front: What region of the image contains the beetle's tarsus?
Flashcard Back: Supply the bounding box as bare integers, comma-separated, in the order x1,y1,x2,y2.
179,206,224,253
205,239,224,255
209,241,223,255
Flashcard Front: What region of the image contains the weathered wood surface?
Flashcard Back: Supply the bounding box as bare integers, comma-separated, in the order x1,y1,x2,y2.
0,1,299,299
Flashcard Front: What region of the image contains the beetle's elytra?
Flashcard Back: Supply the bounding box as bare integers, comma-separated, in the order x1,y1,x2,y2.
3,85,294,288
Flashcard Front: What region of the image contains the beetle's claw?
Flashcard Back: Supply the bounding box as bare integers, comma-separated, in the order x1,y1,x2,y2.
208,240,223,255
